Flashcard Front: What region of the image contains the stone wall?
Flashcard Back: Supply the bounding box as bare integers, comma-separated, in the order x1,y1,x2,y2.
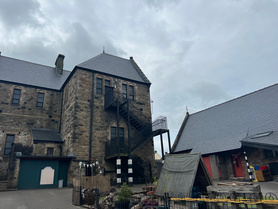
33,142,62,156
0,82,62,178
61,68,155,183
245,147,278,175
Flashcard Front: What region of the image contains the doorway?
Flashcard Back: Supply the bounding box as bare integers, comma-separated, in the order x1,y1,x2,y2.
232,154,244,177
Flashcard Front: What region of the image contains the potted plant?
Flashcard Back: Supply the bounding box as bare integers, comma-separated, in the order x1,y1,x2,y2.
144,190,159,206
115,183,133,209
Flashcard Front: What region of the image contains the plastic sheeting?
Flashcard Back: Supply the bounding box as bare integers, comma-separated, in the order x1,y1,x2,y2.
155,153,212,197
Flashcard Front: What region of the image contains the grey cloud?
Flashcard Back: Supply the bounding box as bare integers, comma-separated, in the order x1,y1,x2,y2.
184,81,231,110
0,0,42,28
60,22,122,70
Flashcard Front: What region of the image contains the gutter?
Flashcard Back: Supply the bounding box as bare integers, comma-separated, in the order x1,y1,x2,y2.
89,72,95,163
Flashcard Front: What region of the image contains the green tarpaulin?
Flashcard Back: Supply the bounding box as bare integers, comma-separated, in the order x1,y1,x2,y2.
155,153,213,197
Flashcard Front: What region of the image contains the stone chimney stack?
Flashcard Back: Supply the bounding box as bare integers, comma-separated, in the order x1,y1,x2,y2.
55,54,65,75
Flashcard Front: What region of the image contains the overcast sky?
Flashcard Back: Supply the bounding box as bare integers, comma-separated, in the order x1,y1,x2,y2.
1,0,278,155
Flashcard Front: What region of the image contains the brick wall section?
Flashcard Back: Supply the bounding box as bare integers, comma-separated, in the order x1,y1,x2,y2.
0,82,62,178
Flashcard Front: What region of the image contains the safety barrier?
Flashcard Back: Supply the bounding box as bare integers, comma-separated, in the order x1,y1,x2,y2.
165,192,278,209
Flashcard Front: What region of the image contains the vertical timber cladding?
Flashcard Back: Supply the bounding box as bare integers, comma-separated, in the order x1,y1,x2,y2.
18,158,70,190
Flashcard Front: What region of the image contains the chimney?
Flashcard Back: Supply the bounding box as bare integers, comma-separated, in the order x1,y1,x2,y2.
55,54,65,75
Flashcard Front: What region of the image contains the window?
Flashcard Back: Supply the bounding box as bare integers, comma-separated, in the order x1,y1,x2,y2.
119,128,124,148
12,89,21,104
110,127,124,148
37,92,44,107
47,147,54,156
129,86,134,100
264,149,278,158
111,127,116,141
96,78,103,94
4,135,15,155
122,84,127,98
105,80,110,85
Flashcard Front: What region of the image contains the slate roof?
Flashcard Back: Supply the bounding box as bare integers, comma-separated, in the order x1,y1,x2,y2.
77,53,151,84
32,128,63,143
241,131,278,151
173,83,278,155
0,55,70,90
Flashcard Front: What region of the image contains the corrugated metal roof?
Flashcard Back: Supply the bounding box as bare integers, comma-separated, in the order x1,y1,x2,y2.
173,83,278,155
32,128,63,143
77,53,151,84
0,55,70,90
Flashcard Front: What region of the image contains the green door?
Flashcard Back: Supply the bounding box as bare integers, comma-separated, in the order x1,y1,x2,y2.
18,160,40,190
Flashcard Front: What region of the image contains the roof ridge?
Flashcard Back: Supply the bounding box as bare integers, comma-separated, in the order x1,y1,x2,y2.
77,52,130,67
190,83,278,116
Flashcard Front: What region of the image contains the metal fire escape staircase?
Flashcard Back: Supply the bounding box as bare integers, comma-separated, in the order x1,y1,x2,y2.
104,88,168,159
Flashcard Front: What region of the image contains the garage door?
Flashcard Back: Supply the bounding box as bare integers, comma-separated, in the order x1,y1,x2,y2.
18,159,69,190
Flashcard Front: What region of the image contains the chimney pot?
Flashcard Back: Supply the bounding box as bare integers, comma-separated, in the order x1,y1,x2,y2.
130,56,133,60
55,54,65,75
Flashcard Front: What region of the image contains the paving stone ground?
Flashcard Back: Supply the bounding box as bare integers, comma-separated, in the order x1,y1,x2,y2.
0,181,277,209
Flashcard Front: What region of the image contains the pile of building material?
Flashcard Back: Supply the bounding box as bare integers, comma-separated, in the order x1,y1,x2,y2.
207,181,263,199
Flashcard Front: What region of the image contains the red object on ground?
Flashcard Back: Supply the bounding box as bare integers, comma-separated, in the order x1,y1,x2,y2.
259,166,268,170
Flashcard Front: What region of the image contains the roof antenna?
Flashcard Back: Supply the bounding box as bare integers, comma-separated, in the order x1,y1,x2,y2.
246,128,249,137
186,106,188,113
103,46,105,53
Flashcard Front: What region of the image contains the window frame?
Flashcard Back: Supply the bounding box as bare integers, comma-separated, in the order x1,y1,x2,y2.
96,78,103,94
122,84,127,99
111,127,117,142
47,147,54,156
12,88,21,104
36,92,45,107
264,149,278,159
105,80,111,86
4,134,15,155
110,127,124,143
129,85,134,100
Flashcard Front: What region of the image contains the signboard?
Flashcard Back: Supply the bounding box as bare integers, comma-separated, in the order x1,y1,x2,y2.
40,166,55,185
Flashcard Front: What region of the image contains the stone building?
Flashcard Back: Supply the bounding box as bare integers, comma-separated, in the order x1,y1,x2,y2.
172,84,278,181
0,52,160,189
